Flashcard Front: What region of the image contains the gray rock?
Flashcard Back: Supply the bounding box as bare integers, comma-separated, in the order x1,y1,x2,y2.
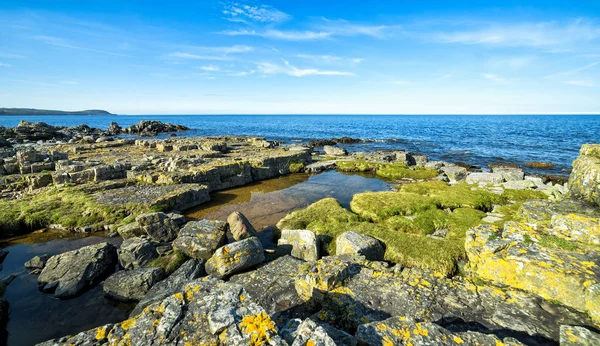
205,237,265,278
323,145,347,156
560,325,600,345
25,254,49,270
167,212,186,226
441,165,468,183
116,221,144,239
466,172,504,185
289,319,338,346
336,231,384,261
227,211,257,241
425,161,445,170
172,219,227,259
117,237,158,270
103,268,164,301
278,229,320,261
38,242,117,298
490,164,525,181
136,212,180,242
502,179,537,190
305,160,337,173
131,258,204,316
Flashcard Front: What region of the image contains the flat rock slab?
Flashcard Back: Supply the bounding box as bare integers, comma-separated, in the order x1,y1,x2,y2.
94,183,210,211
173,219,228,259
103,267,164,301
38,242,117,298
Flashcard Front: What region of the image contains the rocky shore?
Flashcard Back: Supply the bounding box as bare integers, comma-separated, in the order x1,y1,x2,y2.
0,120,599,345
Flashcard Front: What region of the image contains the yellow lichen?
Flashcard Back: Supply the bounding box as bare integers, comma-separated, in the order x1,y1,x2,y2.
239,312,276,346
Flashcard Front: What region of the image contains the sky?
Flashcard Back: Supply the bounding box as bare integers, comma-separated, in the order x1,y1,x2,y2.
1,0,600,114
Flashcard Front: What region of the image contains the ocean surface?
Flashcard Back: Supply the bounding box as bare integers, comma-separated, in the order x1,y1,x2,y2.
2,114,600,175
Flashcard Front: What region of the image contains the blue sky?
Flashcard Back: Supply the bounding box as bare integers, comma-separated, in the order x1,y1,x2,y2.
1,0,600,114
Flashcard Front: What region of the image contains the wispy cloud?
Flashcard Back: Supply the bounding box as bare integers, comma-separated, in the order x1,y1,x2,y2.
564,80,595,87
0,53,25,59
60,80,79,85
481,73,506,83
222,1,290,23
296,54,363,64
545,60,600,79
218,29,331,40
389,80,411,85
166,45,253,61
256,59,355,77
316,18,397,38
30,35,130,57
487,56,536,69
434,18,600,49
198,64,220,71
0,62,11,67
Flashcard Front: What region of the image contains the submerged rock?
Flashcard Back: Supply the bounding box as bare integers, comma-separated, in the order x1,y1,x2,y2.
103,268,164,302
37,242,117,298
278,229,320,261
173,219,228,259
205,237,265,278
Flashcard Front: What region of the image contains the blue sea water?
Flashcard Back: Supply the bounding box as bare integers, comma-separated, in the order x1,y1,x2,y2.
1,114,599,175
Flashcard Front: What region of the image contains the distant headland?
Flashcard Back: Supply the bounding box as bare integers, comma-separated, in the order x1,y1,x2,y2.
0,108,113,116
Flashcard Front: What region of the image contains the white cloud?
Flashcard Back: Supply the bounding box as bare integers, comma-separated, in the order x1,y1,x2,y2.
434,18,600,49
488,56,536,69
564,80,595,87
317,19,396,38
0,62,11,67
218,29,331,40
545,61,600,79
199,65,220,71
0,53,24,59
222,2,290,23
30,35,130,57
482,73,506,83
60,81,79,84
166,45,253,61
256,59,355,77
296,54,363,64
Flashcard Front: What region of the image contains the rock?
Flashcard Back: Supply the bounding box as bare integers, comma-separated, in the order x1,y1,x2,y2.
356,316,525,346
466,172,504,185
12,121,61,141
227,211,257,241
295,255,362,302
287,319,337,346
118,237,158,270
517,198,600,223
560,325,600,345
230,255,308,315
0,249,8,264
167,212,186,226
502,179,537,190
441,165,468,183
136,212,180,242
323,145,347,156
25,254,49,270
413,155,428,166
278,229,320,261
0,136,11,147
116,221,144,239
105,122,122,136
425,161,445,170
131,258,205,316
335,231,384,261
465,222,600,323
37,242,118,298
305,160,337,173
490,163,525,181
205,237,265,278
569,144,600,207
126,120,189,135
549,213,600,245
40,277,285,346
103,268,164,301
173,219,228,259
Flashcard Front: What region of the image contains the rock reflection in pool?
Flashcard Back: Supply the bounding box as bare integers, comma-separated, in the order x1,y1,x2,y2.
186,170,393,230
0,232,128,346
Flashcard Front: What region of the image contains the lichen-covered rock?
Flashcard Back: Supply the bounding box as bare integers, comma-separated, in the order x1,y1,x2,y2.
569,144,600,207
136,212,180,242
103,268,164,301
117,221,144,239
131,258,204,316
517,198,600,223
278,229,320,261
336,231,384,261
206,237,265,278
230,255,309,315
118,237,157,270
441,165,467,184
465,222,600,323
356,316,525,346
295,255,362,302
286,319,337,346
39,277,285,346
323,145,347,156
173,219,228,259
550,213,600,245
38,242,117,298
227,211,258,241
560,325,600,345
465,172,504,185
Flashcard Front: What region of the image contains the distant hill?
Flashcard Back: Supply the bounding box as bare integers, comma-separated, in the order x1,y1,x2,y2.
0,108,113,116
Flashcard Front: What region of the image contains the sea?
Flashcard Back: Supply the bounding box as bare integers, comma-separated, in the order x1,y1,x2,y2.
1,114,600,175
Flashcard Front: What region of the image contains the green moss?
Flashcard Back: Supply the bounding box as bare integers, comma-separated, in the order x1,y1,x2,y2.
289,162,305,173
501,189,548,202
398,181,505,211
0,186,154,236
376,163,439,180
146,250,187,274
336,158,377,172
491,202,524,227
538,234,578,252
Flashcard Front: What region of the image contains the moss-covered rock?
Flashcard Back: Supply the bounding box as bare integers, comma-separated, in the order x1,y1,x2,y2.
569,144,600,207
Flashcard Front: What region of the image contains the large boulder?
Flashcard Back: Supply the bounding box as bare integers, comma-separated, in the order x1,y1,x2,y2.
489,163,524,181
131,258,204,316
38,242,118,298
441,165,468,183
136,212,180,242
116,222,144,239
549,213,600,245
335,231,384,261
323,145,347,156
466,172,504,185
277,229,320,261
172,219,228,259
569,144,600,207
227,211,257,241
117,237,158,270
103,268,164,302
205,237,265,278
